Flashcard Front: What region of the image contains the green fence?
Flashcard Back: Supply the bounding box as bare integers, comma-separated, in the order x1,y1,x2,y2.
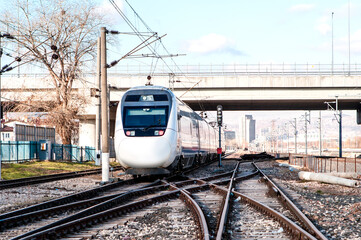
52,144,96,162
0,141,95,163
0,141,37,163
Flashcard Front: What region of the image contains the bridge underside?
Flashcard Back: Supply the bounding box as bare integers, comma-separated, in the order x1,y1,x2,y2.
184,99,361,111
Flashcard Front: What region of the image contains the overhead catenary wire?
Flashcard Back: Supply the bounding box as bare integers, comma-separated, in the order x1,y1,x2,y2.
108,0,207,113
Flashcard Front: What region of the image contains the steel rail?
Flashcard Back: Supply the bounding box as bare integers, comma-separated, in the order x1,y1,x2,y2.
166,181,210,240
209,183,318,240
9,167,253,239
10,180,168,239
0,192,118,230
252,162,328,240
0,175,156,220
15,189,183,240
0,179,163,230
0,166,124,190
215,162,240,240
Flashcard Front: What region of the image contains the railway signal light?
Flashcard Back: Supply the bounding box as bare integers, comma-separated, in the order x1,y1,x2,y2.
217,105,223,126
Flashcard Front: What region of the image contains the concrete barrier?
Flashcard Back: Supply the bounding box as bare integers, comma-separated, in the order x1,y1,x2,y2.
324,172,360,179
298,171,358,187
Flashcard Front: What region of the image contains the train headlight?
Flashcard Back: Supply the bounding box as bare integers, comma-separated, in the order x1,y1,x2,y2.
140,95,154,101
154,130,164,136
126,131,135,136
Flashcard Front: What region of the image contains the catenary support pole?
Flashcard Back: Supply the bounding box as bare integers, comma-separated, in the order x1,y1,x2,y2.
100,27,109,182
305,112,308,155
294,118,297,154
95,37,101,166
339,110,342,158
319,111,322,156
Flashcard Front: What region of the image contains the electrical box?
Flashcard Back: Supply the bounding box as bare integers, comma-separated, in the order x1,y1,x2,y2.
38,140,52,160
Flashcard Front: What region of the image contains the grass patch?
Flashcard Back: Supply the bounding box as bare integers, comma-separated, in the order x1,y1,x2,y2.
316,190,323,195
0,160,117,180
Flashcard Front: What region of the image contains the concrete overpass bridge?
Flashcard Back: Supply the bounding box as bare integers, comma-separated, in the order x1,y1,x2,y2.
1,63,361,147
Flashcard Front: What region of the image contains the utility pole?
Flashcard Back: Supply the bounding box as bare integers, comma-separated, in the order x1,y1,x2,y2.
319,111,322,156
286,123,290,153
290,118,297,154
303,111,310,155
100,27,109,182
95,37,101,166
280,126,284,153
332,12,334,75
325,96,342,157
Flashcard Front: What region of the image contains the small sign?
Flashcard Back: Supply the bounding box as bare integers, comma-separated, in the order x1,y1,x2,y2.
217,148,222,154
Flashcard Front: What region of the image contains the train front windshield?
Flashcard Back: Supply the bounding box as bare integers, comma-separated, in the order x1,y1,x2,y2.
123,106,168,128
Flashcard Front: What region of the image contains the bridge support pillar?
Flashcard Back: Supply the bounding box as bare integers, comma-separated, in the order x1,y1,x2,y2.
357,105,361,125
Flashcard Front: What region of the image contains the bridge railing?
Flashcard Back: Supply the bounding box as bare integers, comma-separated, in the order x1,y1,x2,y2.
106,63,361,76
2,63,361,78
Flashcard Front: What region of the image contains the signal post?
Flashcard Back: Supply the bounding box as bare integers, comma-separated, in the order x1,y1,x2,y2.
217,105,223,167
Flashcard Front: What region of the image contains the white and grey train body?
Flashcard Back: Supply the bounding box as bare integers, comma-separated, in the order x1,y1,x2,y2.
114,86,219,175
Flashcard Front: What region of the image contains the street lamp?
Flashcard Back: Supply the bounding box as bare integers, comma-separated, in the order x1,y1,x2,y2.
331,12,334,75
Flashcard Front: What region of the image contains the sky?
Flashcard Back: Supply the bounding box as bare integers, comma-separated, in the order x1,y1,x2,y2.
1,0,361,137
97,0,361,135
97,0,361,66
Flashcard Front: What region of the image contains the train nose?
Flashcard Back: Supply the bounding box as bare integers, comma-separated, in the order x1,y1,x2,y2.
116,137,171,168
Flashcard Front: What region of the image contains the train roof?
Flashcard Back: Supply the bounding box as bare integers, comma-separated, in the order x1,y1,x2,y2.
126,85,175,97
128,85,170,91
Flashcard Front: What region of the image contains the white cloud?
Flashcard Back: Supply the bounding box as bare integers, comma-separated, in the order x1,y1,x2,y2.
317,28,361,56
185,33,244,55
316,23,331,35
338,29,361,54
314,15,331,36
289,4,315,13
95,0,124,24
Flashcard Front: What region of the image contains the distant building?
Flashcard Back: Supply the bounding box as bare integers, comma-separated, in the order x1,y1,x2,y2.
239,115,256,148
224,130,238,152
0,125,15,141
224,130,236,140
0,121,56,143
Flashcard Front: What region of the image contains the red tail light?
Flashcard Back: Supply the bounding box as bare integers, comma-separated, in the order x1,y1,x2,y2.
126,131,135,136
154,130,165,136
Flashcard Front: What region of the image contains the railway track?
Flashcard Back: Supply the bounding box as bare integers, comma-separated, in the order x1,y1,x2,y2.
0,159,328,240
0,166,124,190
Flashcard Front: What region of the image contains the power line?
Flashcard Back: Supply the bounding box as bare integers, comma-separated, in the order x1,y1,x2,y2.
108,0,207,112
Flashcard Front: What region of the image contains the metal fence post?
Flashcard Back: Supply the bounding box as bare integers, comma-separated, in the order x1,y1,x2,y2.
81,147,83,163
16,141,19,163
337,158,339,172
355,156,356,173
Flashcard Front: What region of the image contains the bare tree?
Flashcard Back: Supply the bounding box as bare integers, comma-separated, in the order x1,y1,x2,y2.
1,0,105,144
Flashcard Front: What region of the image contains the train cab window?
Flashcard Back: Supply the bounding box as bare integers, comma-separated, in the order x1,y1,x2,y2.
123,106,169,128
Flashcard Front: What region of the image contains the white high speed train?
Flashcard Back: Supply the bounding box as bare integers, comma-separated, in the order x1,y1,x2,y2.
114,85,219,175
